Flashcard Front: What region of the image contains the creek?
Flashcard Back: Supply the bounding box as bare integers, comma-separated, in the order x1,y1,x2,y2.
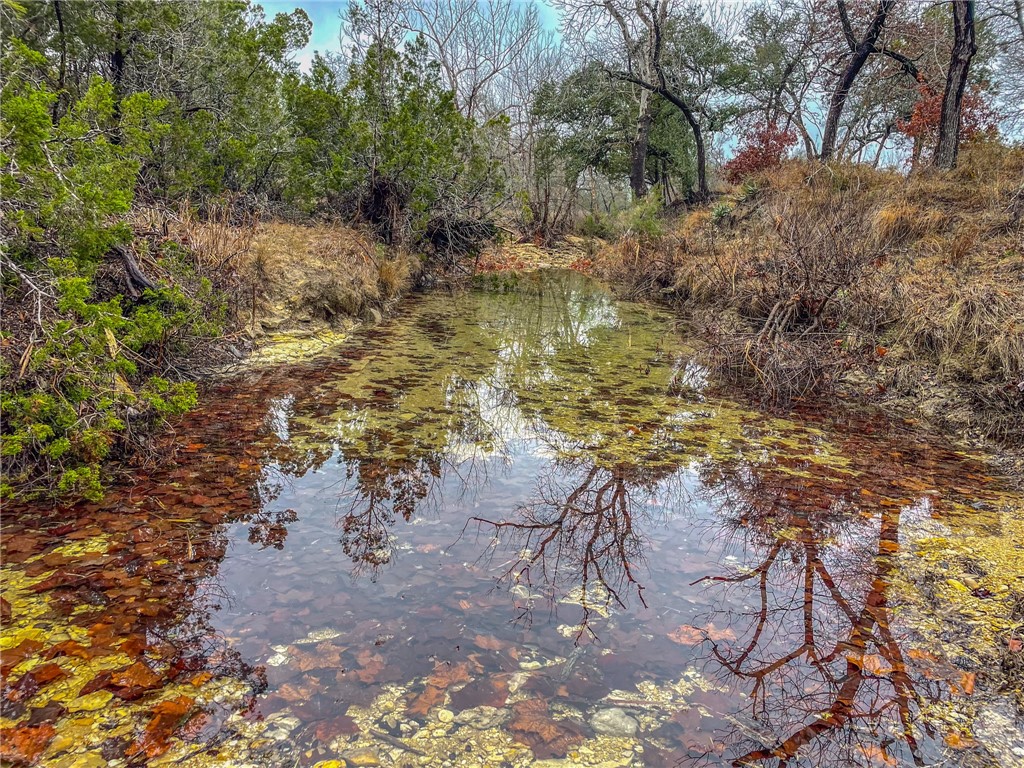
2,270,1022,768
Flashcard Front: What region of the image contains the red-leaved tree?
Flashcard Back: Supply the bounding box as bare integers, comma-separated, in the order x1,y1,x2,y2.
723,122,798,185
897,81,997,168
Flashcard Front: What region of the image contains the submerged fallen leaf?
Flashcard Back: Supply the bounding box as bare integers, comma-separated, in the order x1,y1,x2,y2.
406,684,445,717
314,713,359,742
847,653,894,676
127,695,195,760
2,639,44,676
109,661,162,699
944,732,978,750
856,743,897,766
426,661,472,689
957,671,976,695
473,634,504,652
508,698,586,759
0,724,56,764
449,675,509,710
668,623,736,645
352,650,386,683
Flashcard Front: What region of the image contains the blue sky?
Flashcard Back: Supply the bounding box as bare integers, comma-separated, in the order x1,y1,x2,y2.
261,1,347,70
260,1,560,71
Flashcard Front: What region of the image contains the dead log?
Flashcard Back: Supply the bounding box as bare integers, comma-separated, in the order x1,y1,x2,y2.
110,244,158,299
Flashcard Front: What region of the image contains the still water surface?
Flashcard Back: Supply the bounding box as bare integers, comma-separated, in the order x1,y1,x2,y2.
3,271,1022,767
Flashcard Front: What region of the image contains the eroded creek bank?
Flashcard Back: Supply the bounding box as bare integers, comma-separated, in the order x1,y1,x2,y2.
2,270,1023,768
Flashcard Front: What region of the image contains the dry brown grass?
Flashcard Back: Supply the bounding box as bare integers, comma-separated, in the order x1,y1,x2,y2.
240,222,417,331
597,142,1024,435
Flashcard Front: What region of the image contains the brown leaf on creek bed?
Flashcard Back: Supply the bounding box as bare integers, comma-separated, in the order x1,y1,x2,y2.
7,663,68,703
508,698,586,759
314,713,360,742
668,623,736,645
126,695,195,760
30,570,89,593
957,672,976,695
277,679,322,704
944,732,978,750
0,723,56,764
426,661,471,690
31,663,67,686
119,634,149,657
846,653,894,677
857,743,898,766
44,639,92,661
352,650,386,683
1,640,44,677
473,634,505,652
78,671,113,697
27,701,67,727
406,684,446,718
292,644,346,673
109,661,163,700
189,671,215,687
450,675,509,710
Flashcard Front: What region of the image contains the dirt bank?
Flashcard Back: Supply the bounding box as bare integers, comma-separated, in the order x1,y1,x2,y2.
215,222,419,369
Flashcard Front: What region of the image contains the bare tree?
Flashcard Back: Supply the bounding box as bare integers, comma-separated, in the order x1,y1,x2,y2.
934,1,978,168
560,0,713,201
981,0,1024,133
402,0,543,121
820,0,897,160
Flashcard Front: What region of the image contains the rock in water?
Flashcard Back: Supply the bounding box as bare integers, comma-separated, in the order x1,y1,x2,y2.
590,707,638,738
454,705,510,730
341,746,381,766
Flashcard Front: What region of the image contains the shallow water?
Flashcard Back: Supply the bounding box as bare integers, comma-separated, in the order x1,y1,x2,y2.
3,270,1023,767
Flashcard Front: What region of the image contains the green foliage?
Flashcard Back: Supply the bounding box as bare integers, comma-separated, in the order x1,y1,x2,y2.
0,38,218,503
284,37,499,252
738,180,761,202
579,213,614,239
621,192,666,239
711,202,734,224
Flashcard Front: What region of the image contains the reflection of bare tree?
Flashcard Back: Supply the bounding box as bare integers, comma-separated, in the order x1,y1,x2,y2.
335,453,442,578
471,457,687,631
686,464,948,768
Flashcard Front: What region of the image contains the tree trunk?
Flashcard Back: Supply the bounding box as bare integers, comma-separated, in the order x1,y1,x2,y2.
109,0,126,136
933,0,977,169
52,0,67,122
111,245,158,299
659,89,709,201
820,0,896,161
607,67,709,201
692,123,708,202
629,90,653,199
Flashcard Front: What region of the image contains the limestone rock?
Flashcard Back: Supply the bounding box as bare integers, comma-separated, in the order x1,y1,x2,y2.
590,707,639,738
341,747,380,767
454,705,510,730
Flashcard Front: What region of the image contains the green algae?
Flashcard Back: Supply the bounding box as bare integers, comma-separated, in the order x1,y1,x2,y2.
281,271,856,482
